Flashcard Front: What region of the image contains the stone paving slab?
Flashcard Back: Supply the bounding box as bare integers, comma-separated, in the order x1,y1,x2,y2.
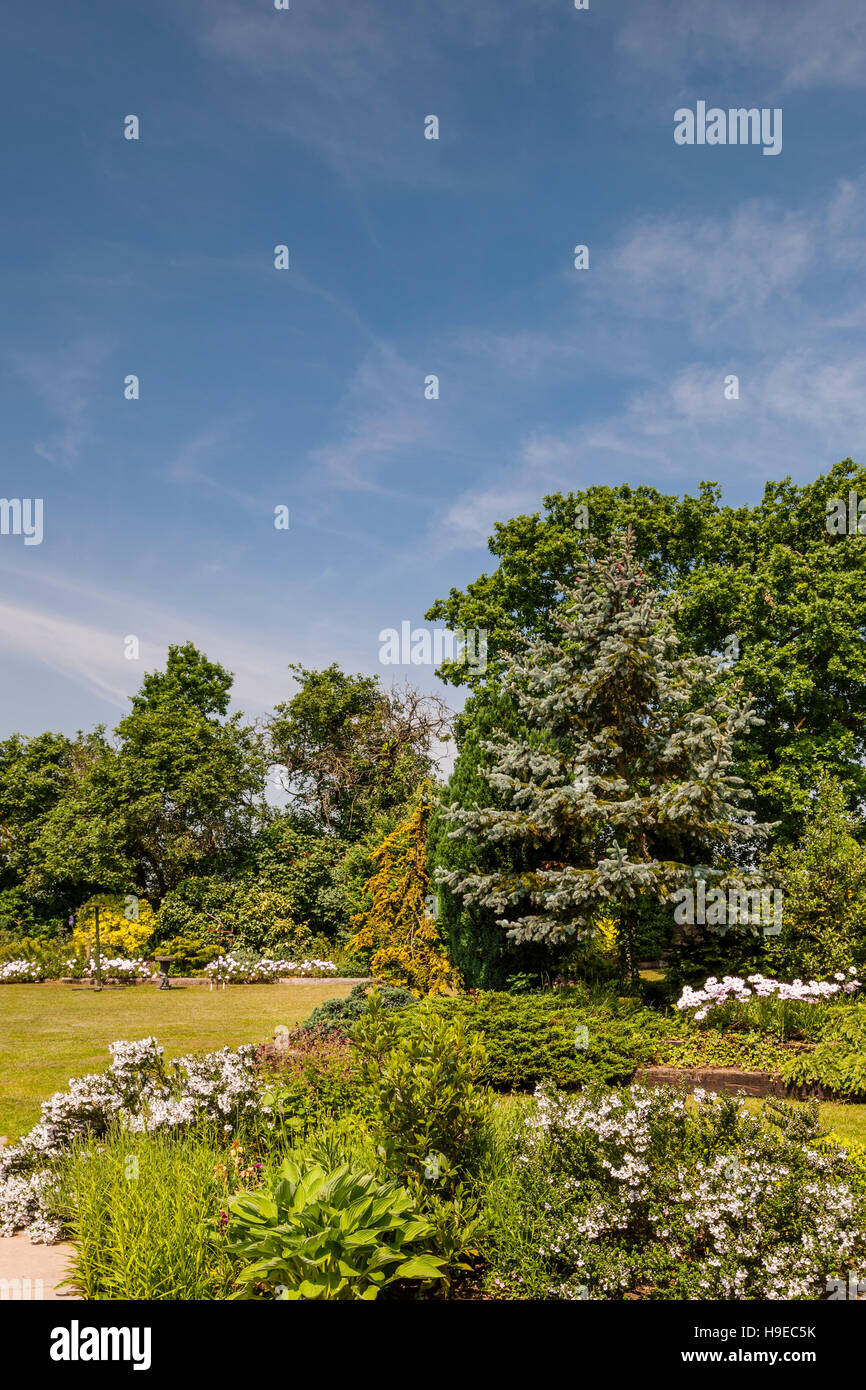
0,1234,81,1301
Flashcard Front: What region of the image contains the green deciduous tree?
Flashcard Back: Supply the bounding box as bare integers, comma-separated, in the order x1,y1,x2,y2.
25,644,267,906
0,728,115,931
268,664,450,841
762,776,866,980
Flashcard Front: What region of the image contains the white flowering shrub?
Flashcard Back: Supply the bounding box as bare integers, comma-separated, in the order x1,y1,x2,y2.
0,1036,265,1241
501,1083,866,1300
677,968,862,1020
94,958,154,979
675,968,862,1043
0,957,155,983
0,1170,64,1242
0,959,48,983
63,957,155,981
125,1046,262,1133
204,954,338,984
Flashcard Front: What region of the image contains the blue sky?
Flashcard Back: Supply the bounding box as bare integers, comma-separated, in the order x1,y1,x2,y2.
3,0,866,738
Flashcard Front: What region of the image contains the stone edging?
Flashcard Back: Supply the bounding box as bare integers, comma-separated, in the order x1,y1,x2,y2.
40,975,370,988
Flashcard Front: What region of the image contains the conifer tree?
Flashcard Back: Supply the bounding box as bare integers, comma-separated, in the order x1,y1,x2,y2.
349,785,460,996
437,531,771,983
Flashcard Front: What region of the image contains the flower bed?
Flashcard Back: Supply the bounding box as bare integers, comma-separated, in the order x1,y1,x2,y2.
651,1028,799,1072
0,1036,266,1241
203,954,338,984
75,957,154,982
4,993,864,1305
677,968,862,1020
1,956,155,983
674,969,862,1044
0,959,48,983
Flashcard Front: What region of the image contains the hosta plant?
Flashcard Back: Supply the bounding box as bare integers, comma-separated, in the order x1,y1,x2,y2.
224,1154,446,1299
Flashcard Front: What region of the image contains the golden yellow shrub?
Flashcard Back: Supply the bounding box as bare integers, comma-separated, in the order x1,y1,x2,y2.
72,895,157,958
348,786,461,997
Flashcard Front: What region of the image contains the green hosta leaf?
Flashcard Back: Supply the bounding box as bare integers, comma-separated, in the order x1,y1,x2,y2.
400,1218,435,1242
337,1195,376,1231
395,1255,447,1280
226,1152,446,1300
230,1193,277,1224
341,1228,382,1248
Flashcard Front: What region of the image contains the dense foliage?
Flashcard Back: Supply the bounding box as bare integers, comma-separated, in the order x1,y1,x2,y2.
430,989,672,1090
488,1085,866,1300
427,461,866,843
781,1008,866,1097
302,980,417,1035
438,532,768,985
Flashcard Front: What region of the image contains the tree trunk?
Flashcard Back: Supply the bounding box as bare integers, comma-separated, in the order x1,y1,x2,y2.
618,899,639,990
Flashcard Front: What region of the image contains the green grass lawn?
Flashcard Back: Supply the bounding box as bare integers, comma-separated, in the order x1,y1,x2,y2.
0,981,352,1139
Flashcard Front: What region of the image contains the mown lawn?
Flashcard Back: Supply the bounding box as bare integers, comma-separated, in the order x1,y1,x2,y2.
0,981,352,1139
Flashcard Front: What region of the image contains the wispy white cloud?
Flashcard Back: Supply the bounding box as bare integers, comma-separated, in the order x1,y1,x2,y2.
166,421,273,515
616,0,866,91
508,348,866,493
438,177,866,543
599,203,815,341
452,327,581,380
0,569,327,718
309,343,439,498
13,337,110,469
178,0,475,189
439,483,547,550
0,599,134,708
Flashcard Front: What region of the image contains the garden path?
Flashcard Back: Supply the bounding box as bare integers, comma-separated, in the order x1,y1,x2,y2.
0,1234,80,1300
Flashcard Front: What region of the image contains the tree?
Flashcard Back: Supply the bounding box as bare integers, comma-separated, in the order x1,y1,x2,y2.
71,894,157,958
436,533,771,985
240,813,349,940
156,875,310,954
0,728,117,931
427,461,866,843
427,692,539,989
349,786,460,996
155,811,354,952
269,664,451,841
762,776,866,979
26,644,267,905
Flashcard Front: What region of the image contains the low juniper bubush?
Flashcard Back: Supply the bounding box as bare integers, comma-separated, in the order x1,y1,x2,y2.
302,979,417,1036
